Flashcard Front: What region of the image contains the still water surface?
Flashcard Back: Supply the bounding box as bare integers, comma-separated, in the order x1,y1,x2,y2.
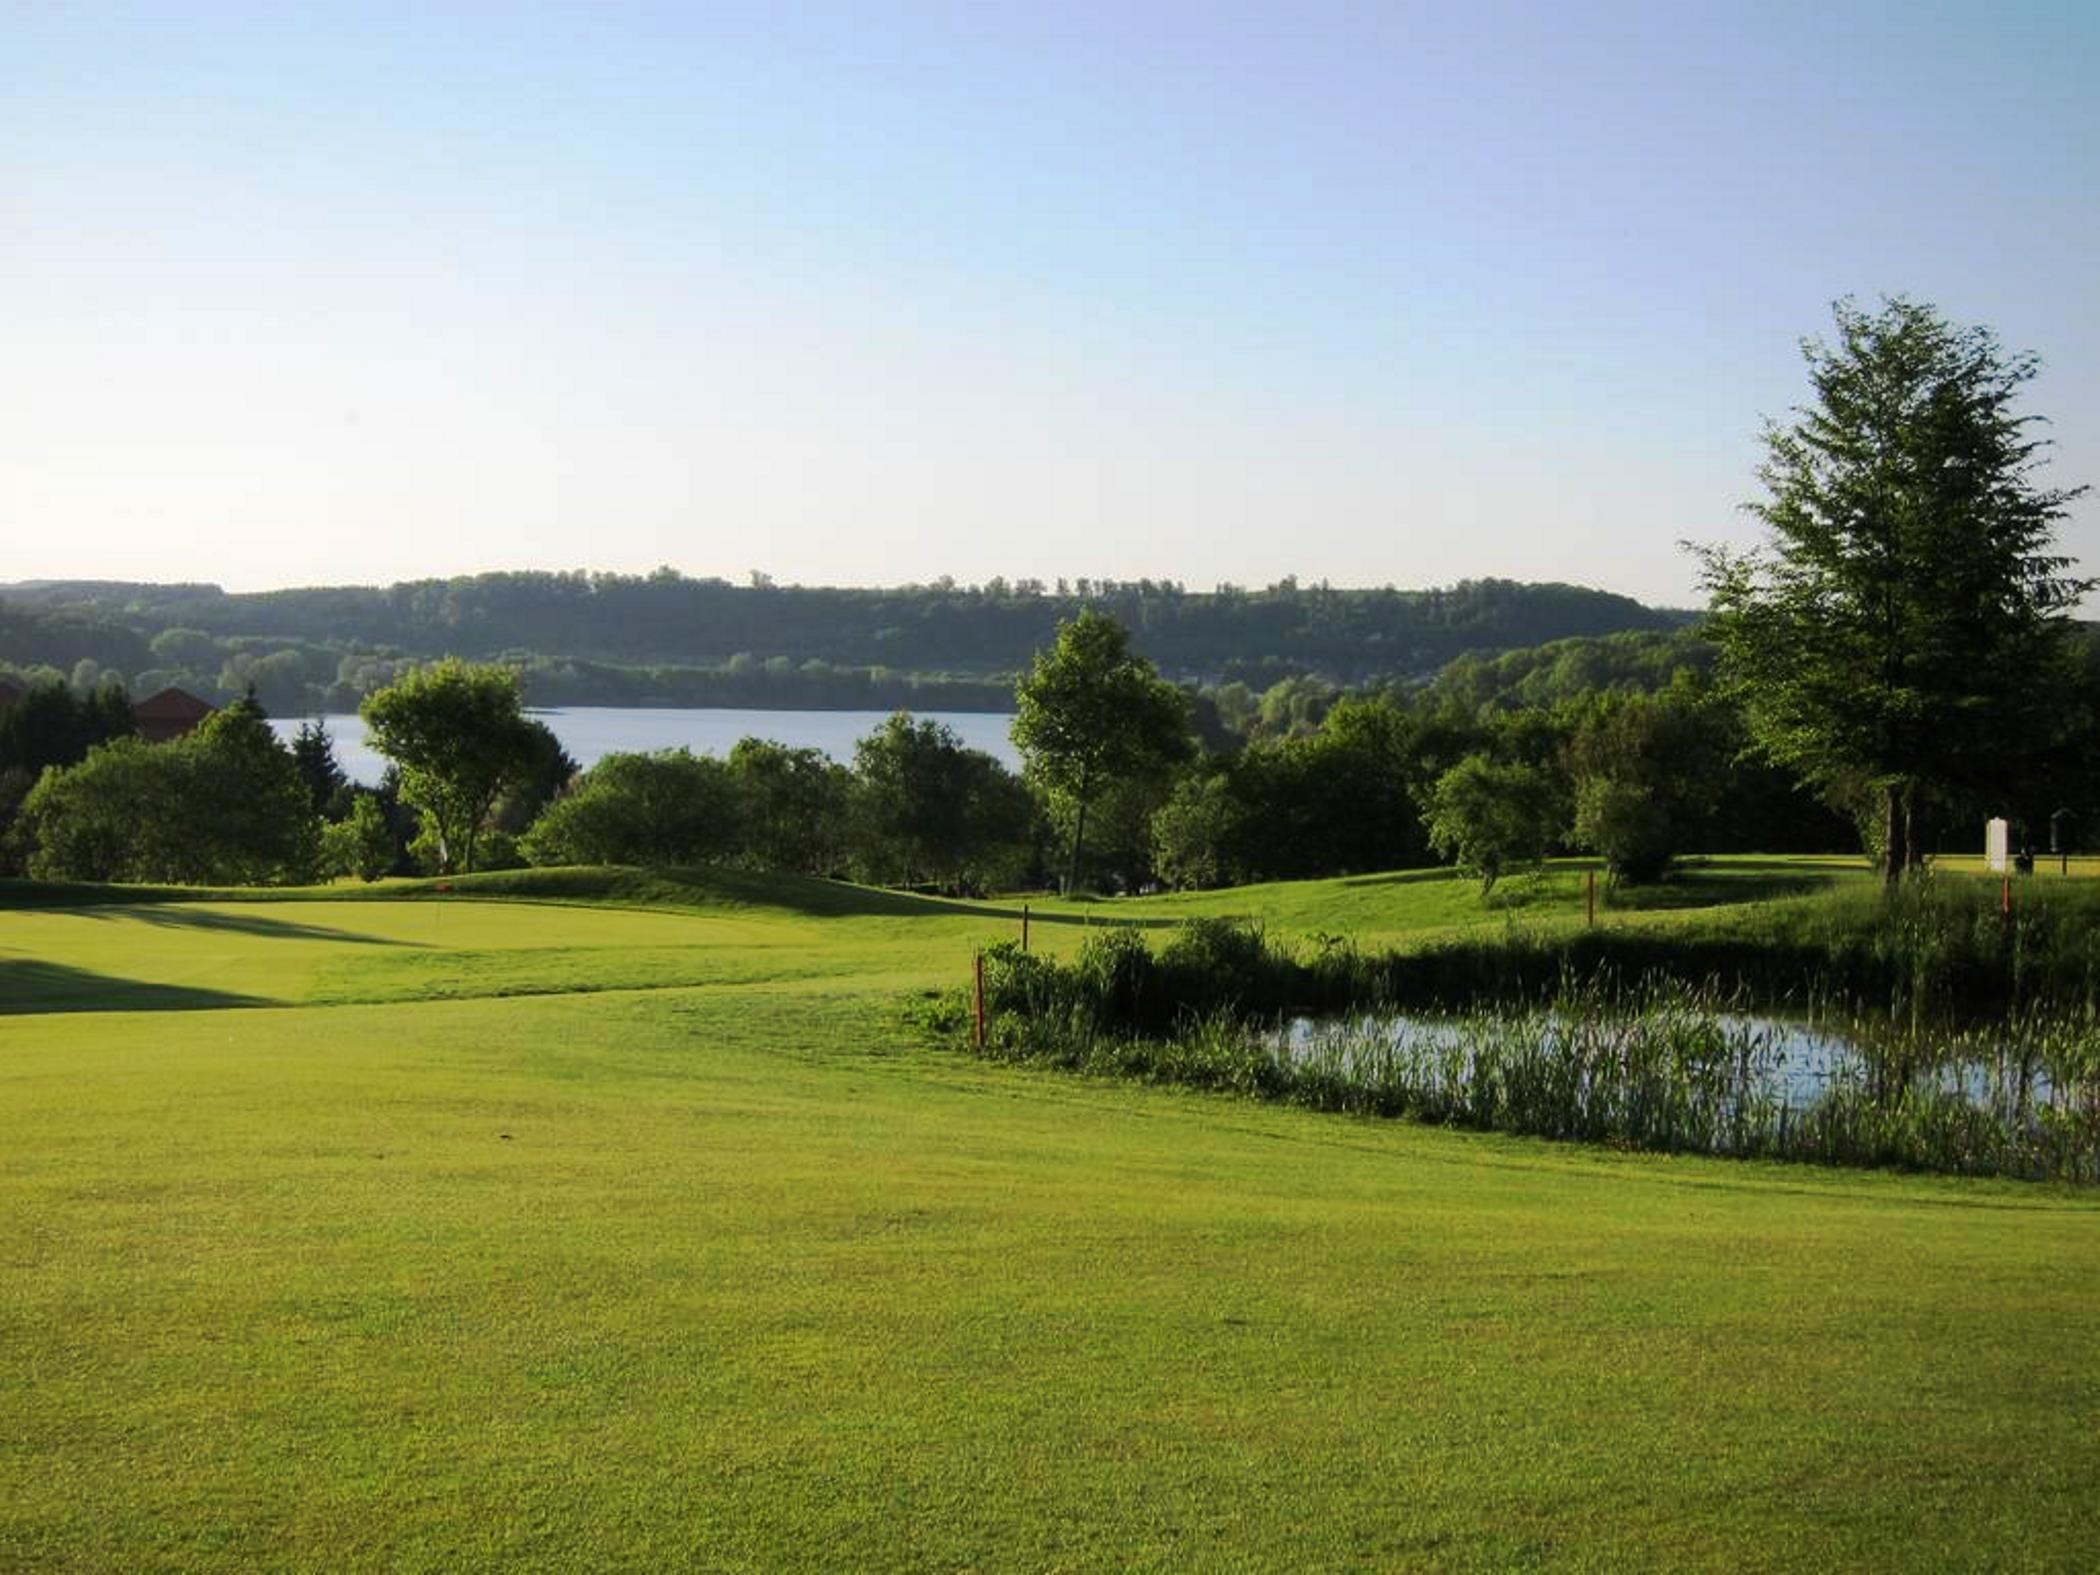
270,707,1020,786
1279,1011,2058,1108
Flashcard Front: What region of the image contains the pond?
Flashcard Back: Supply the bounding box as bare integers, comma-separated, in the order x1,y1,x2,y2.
1271,1006,2084,1152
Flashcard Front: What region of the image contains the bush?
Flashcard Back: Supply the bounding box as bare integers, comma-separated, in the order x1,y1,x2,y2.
319,794,396,881
18,706,318,885
521,750,741,868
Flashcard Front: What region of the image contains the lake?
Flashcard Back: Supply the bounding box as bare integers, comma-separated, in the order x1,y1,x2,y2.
270,707,1021,786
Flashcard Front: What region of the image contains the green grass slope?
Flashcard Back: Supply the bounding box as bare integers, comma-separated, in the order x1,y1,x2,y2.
2,862,2096,1570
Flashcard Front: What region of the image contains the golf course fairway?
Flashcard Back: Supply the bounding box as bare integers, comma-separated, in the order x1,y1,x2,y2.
4,866,2096,1570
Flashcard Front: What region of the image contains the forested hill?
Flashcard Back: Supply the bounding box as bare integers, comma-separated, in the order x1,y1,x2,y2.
3,571,1688,686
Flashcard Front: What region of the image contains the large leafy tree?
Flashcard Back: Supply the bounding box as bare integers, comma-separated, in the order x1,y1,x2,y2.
1423,753,1562,896
19,704,317,885
360,660,542,874
1565,684,1727,884
727,738,853,875
1013,611,1193,892
520,749,741,868
1699,298,2089,883
851,713,1033,893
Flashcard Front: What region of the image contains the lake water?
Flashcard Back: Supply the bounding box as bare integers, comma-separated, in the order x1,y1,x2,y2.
270,706,1020,786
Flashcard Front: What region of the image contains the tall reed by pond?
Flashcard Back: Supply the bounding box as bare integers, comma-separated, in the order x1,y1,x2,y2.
923,885,2100,1180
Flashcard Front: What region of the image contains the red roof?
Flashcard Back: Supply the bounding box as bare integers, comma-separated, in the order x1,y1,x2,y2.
134,686,216,743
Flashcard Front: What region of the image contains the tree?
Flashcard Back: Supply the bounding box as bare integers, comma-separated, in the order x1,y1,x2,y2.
18,706,317,885
851,713,1034,892
360,660,542,874
289,720,350,819
727,738,852,874
179,703,322,883
1152,768,1243,890
1423,754,1561,896
520,749,741,868
1698,299,2089,883
320,793,397,882
489,719,580,835
16,740,165,882
1565,686,1725,884
1013,611,1193,892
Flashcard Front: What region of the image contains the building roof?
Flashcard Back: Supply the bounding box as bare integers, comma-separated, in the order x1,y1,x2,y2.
134,686,216,743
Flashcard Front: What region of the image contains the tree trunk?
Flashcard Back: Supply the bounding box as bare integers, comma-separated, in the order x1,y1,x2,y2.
1065,769,1092,895
1065,794,1090,896
1882,786,1908,887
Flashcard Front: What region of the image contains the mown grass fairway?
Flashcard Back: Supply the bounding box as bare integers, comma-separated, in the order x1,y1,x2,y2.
4,866,2098,1570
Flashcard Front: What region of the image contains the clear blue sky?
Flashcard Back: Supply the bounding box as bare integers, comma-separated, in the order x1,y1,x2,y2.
5,1,2096,606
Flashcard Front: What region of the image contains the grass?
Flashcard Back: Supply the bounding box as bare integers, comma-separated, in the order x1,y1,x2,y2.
3,859,2099,1569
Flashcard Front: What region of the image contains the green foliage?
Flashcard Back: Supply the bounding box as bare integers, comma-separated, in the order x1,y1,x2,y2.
1151,770,1242,889
727,738,853,875
1700,298,2091,881
359,660,541,874
1426,627,1716,714
1039,772,1170,894
288,719,350,819
319,793,397,882
5,572,1683,706
17,705,317,885
1566,687,1725,883
850,713,1033,893
0,677,137,779
1572,777,1670,884
0,678,140,874
953,883,2100,1180
1014,611,1193,891
520,750,742,868
488,719,580,835
1424,754,1562,895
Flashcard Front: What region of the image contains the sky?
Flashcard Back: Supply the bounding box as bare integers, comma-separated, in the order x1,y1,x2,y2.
4,1,2097,607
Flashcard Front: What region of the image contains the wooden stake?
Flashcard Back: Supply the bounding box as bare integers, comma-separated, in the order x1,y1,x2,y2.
2002,874,2013,922
1022,903,1030,952
973,952,986,1049
1587,868,1596,927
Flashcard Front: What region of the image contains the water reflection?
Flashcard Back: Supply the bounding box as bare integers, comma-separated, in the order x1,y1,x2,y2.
1275,1009,2068,1115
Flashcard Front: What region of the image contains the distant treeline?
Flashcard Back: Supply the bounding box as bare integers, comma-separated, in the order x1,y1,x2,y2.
2,570,1688,713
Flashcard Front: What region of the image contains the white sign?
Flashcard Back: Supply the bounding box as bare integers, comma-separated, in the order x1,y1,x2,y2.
1986,818,2010,873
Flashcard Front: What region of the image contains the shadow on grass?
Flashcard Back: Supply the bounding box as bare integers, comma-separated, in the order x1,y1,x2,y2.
0,959,272,1015
1334,867,1468,891
418,864,1177,928
0,879,213,909
1606,872,1836,911
68,905,421,945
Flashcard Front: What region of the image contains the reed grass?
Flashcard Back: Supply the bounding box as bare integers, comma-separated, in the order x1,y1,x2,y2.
929,885,2100,1180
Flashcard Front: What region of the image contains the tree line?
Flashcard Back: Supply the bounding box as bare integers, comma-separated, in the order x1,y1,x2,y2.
3,300,2087,895
0,616,1936,898
0,574,1687,718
